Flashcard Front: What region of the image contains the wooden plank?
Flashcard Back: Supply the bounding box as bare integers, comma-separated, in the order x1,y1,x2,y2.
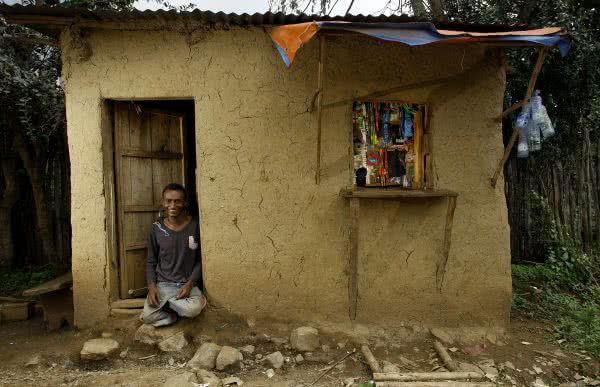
127,157,154,206
114,102,130,297
129,107,151,150
121,149,183,159
150,112,171,153
124,205,161,213
111,298,145,309
374,372,485,382
125,249,147,292
436,196,457,292
348,197,360,321
341,188,458,199
491,47,547,188
125,242,147,251
315,34,325,185
22,273,72,296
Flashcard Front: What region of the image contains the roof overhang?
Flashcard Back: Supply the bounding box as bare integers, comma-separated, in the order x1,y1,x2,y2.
270,21,570,67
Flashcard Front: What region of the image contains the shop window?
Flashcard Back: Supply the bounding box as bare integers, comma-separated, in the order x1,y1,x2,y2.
352,101,426,189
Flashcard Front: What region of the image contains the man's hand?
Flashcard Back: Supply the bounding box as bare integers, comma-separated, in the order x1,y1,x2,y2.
176,280,193,300
147,283,160,307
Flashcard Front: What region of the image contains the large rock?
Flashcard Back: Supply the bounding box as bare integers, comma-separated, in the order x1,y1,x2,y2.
80,338,120,360
382,361,400,373
290,327,320,352
135,324,184,345
197,369,222,386
264,351,284,369
162,371,198,387
158,331,188,352
216,346,243,371
188,342,222,370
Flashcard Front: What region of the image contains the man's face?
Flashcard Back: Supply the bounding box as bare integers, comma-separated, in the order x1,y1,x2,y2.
162,189,186,218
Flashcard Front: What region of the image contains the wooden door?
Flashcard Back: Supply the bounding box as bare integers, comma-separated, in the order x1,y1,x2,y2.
114,102,185,297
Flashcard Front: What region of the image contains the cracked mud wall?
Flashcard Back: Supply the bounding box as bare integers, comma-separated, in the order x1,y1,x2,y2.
61,27,511,328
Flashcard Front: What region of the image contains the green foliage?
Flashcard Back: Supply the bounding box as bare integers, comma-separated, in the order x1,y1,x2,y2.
512,256,600,356
0,267,56,296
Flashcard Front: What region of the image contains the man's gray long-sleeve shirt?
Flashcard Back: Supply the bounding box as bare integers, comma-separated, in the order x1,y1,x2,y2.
146,217,201,285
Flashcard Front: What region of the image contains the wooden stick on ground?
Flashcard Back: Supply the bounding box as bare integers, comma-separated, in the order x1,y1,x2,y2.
374,372,485,382
360,345,381,373
376,382,494,387
433,341,458,372
309,348,356,386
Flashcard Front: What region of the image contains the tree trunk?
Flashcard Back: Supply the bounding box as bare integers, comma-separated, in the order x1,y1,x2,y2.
13,131,62,272
0,157,19,268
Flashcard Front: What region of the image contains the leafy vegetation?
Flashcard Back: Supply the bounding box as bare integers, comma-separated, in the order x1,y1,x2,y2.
0,266,56,296
513,193,600,357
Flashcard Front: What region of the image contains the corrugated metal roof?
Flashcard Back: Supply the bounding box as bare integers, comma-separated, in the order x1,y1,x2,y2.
0,4,537,32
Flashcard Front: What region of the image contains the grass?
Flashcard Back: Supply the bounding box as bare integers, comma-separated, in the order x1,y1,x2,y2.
512,262,600,357
0,266,56,296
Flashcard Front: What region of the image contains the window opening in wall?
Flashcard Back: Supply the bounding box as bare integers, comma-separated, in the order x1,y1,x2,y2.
352,101,426,189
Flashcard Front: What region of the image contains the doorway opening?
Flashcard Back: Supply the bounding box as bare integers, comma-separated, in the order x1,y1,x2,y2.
110,99,198,299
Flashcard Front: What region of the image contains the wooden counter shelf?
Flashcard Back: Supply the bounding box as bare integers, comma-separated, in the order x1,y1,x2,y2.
342,186,458,321
340,187,458,200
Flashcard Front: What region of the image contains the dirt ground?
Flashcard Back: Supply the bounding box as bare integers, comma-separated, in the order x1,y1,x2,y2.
0,308,598,387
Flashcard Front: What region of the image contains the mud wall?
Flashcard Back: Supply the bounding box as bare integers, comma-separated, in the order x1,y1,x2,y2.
61,27,511,328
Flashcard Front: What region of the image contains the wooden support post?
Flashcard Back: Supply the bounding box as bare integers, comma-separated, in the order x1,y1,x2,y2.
436,195,457,292
348,197,360,320
315,34,325,184
491,47,547,188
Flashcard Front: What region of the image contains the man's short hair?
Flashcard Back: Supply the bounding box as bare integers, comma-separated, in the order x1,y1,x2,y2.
162,183,186,200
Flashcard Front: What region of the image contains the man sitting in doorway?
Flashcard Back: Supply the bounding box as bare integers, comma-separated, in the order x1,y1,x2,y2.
142,183,206,327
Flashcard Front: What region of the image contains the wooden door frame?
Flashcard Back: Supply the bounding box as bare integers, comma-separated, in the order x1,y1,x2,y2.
101,100,120,300
104,99,194,300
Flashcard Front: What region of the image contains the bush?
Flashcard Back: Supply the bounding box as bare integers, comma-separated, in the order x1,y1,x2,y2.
0,266,56,296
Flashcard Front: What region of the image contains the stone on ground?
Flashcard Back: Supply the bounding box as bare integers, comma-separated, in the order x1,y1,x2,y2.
502,361,516,370
25,354,42,367
188,342,222,370
162,371,198,387
135,324,184,346
197,369,222,386
158,331,188,352
222,376,244,385
216,346,243,371
264,351,284,369
382,360,401,373
458,362,485,374
430,328,454,345
290,326,320,352
531,377,548,387
295,354,304,364
240,345,255,355
80,338,120,360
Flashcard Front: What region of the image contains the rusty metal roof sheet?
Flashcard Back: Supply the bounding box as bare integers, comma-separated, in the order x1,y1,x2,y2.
0,4,538,32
